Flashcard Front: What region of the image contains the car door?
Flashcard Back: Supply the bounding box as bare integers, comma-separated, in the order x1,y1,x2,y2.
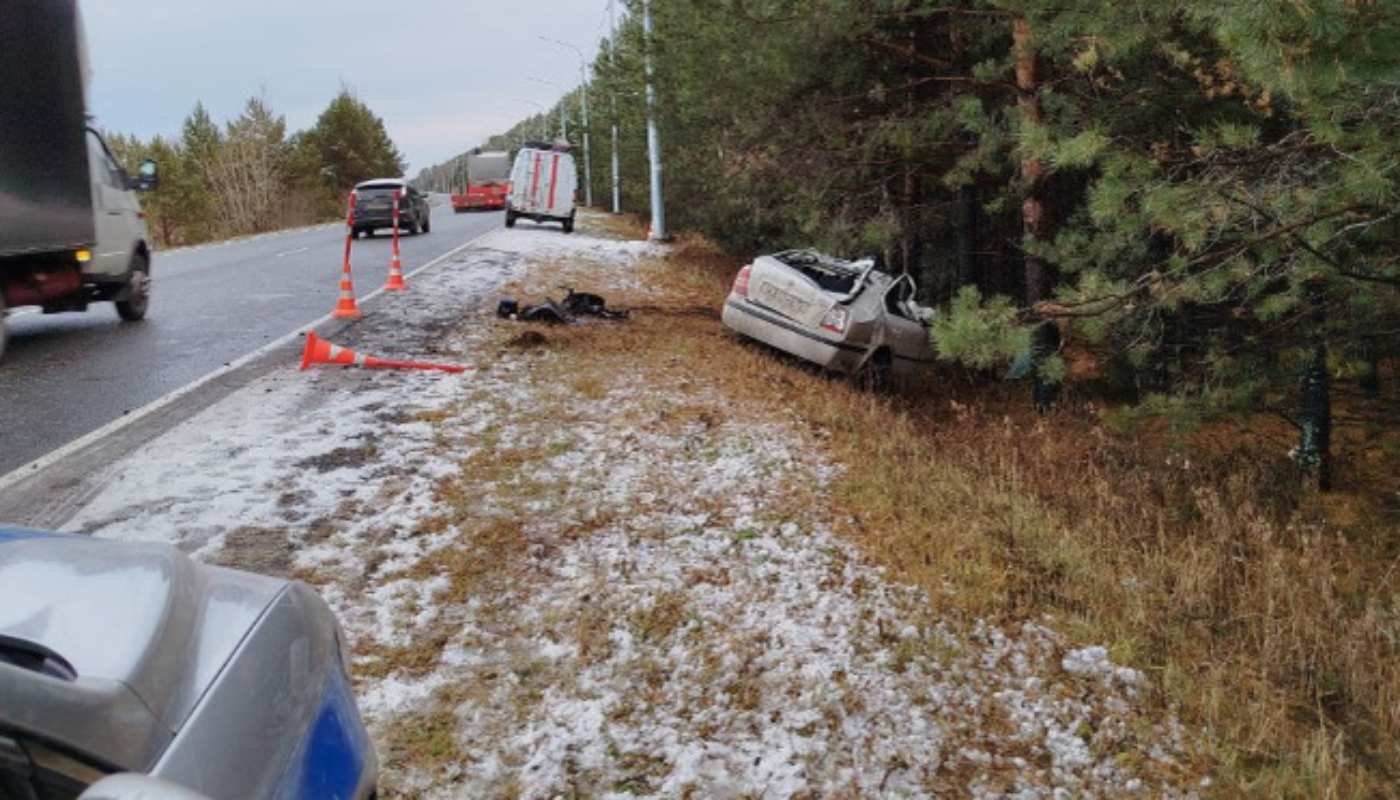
85,130,135,280
880,275,935,376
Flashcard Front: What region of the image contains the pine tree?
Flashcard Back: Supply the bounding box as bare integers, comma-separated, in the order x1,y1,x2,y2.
290,90,407,216
179,102,222,239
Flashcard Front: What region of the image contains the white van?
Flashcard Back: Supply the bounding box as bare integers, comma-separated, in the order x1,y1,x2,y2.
504,145,578,234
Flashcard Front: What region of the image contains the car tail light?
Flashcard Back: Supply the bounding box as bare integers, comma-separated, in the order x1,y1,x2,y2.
733,264,752,298
820,306,849,334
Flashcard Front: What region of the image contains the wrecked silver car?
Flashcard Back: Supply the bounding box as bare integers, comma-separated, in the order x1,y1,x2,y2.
721,250,937,381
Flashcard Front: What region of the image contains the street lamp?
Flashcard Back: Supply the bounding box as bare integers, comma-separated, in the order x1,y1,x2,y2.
527,77,568,140
538,35,594,208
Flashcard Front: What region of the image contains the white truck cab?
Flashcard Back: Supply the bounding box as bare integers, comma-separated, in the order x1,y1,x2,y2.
84,129,153,284
0,0,157,362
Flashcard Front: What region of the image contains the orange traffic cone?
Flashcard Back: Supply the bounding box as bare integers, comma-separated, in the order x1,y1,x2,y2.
334,192,363,318
384,189,408,291
332,274,362,318
384,251,407,291
299,331,471,374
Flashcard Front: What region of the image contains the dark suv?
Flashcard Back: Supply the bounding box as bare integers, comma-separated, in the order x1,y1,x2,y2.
352,179,430,238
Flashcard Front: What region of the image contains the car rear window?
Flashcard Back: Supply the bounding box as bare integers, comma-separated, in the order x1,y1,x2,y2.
356,183,403,197
774,252,864,294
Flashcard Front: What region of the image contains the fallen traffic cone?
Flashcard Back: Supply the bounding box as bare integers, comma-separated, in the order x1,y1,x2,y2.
334,191,363,318
299,331,471,374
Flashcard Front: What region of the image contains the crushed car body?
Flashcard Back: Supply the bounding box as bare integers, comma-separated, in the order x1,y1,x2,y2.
721,249,937,379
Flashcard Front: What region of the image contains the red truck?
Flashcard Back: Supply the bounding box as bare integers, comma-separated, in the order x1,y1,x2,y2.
450,151,511,212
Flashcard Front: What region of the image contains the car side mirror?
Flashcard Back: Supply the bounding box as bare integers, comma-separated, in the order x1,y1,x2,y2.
79,774,213,800
132,159,158,192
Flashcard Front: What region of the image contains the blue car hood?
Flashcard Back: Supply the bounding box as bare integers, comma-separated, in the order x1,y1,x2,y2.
0,529,285,770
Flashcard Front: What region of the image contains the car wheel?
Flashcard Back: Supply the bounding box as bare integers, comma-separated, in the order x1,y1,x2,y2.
115,252,151,322
364,229,375,239
505,210,517,228
856,348,892,392
422,216,431,234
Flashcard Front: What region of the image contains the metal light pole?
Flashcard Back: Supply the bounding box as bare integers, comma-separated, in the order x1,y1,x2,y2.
608,0,621,214
540,36,593,208
642,0,666,240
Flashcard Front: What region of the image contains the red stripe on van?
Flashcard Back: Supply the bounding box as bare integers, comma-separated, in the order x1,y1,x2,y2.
547,154,560,212
529,152,543,207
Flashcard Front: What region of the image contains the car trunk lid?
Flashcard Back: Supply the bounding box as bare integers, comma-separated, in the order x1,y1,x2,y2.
355,185,402,212
746,251,870,329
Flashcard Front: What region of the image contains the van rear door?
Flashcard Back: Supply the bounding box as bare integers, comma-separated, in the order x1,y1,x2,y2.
508,150,575,217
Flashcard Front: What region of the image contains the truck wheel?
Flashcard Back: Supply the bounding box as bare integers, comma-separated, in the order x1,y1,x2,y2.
562,212,576,234
115,253,151,322
505,211,517,228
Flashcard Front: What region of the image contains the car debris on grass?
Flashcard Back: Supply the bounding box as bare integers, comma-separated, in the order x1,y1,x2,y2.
497,286,630,325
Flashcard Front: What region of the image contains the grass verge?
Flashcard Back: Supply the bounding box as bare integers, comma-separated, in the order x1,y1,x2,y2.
577,228,1400,797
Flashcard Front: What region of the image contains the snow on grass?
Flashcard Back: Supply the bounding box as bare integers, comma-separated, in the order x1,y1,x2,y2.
363,370,1193,797
56,218,1196,798
61,243,521,561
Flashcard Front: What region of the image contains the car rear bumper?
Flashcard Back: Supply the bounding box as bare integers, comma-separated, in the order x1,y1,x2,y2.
455,197,505,208
352,212,416,228
506,206,572,223
722,297,866,373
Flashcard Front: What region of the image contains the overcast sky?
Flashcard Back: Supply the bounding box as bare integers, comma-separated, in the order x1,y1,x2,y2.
83,1,614,173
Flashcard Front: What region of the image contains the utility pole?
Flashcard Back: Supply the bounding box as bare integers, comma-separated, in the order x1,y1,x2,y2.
579,70,592,206
609,0,621,213
540,36,594,208
642,0,666,240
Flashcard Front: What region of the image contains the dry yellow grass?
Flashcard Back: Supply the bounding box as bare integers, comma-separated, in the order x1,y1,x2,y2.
546,219,1400,798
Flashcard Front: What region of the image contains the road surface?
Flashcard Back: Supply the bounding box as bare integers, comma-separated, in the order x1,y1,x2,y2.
0,201,502,477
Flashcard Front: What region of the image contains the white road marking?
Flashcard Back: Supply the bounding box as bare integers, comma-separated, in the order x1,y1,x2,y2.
275,246,311,258
0,229,497,493
157,222,344,257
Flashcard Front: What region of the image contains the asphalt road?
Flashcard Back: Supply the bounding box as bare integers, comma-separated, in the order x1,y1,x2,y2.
0,200,503,476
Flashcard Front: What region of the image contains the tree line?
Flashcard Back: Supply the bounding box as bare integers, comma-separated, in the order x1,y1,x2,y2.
423,0,1398,490
108,90,405,248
